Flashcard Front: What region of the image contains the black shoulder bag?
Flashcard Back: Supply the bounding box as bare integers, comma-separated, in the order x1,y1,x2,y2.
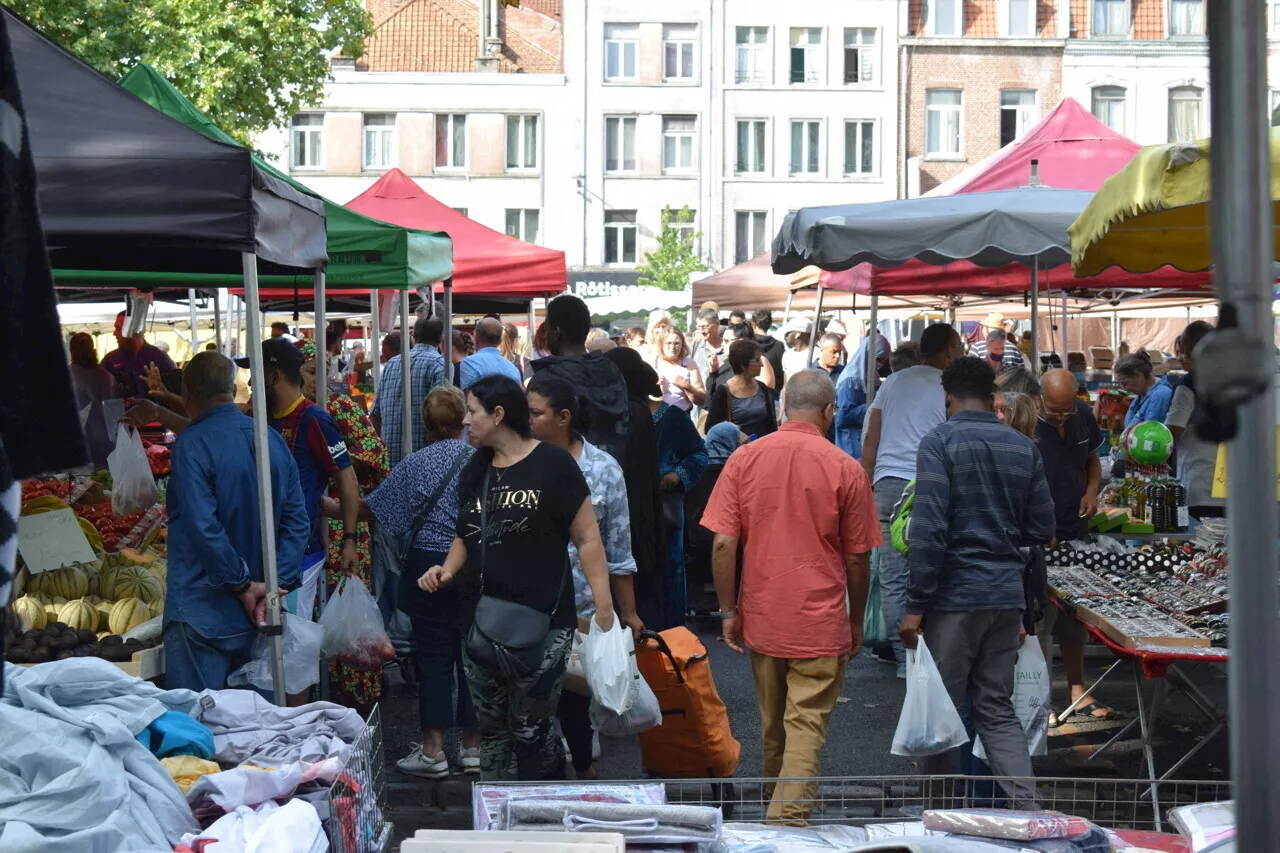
376,446,470,580
465,466,569,677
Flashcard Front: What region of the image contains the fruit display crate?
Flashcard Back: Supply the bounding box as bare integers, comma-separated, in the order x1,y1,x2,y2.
14,644,164,679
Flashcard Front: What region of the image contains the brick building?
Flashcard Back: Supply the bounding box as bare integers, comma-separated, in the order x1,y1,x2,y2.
900,0,1064,195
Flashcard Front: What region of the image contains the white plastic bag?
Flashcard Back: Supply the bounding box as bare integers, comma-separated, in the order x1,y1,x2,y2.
318,577,396,671
582,617,634,714
589,641,662,737
890,636,969,757
229,613,326,695
974,637,1051,759
107,423,158,515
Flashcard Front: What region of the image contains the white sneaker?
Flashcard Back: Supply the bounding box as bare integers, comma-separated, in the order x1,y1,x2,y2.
396,746,449,779
461,747,481,775
591,731,601,761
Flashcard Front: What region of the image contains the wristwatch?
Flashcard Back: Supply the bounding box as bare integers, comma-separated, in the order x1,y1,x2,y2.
714,609,737,619
342,532,358,542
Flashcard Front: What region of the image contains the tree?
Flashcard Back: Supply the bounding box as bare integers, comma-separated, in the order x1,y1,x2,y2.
2,0,372,141
637,206,704,292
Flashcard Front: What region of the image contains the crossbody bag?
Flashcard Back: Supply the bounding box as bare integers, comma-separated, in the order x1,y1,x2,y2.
465,466,568,677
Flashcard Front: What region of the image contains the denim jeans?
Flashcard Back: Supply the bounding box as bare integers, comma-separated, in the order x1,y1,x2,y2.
163,620,257,693
872,477,911,671
403,549,475,733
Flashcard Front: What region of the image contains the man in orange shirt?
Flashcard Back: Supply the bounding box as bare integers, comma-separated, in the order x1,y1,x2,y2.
701,369,881,825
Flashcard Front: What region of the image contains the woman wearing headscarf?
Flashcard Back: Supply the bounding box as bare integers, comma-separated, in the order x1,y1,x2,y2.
297,338,391,711
683,423,748,611
833,332,891,459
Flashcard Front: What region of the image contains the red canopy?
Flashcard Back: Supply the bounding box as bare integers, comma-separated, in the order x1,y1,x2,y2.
850,99,1212,296
346,169,566,298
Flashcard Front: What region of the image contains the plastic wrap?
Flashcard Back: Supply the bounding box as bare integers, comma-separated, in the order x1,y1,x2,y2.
922,810,1095,841
472,783,666,832
1169,801,1234,852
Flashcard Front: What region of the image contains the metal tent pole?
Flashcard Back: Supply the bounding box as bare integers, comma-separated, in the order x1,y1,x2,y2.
781,289,795,331
1208,0,1280,848
1061,290,1069,361
1111,311,1119,355
188,288,200,360
527,300,537,345
315,271,327,402
1030,264,1040,372
867,294,879,405
805,285,824,367
213,291,223,354
241,253,287,704
443,280,454,386
401,288,413,461
370,292,381,389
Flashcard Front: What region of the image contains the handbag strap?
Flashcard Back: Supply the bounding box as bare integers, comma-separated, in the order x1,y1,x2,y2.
406,446,469,543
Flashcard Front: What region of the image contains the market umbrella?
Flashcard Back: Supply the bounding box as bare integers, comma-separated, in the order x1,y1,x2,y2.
1069,129,1280,276
772,187,1094,275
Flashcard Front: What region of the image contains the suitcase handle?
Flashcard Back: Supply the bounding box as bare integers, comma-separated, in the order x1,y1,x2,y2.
638,630,685,684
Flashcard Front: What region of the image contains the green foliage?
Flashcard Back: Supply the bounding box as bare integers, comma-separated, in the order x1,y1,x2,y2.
3,0,373,142
637,206,704,292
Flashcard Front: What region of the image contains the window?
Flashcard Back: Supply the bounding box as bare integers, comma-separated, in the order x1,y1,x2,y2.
662,116,697,173
735,27,769,84
435,113,466,170
999,90,1036,147
1170,0,1204,35
506,115,538,171
734,211,768,264
844,120,876,175
1272,2,1280,35
789,120,821,174
505,209,540,244
1169,86,1203,143
736,119,768,173
291,114,323,169
604,211,637,264
843,29,877,84
925,89,962,156
604,116,636,173
664,208,698,252
1093,0,1128,35
663,24,696,81
927,0,962,36
605,24,638,81
1005,0,1034,36
789,28,823,83
362,114,395,170
1271,90,1280,127
1092,86,1126,133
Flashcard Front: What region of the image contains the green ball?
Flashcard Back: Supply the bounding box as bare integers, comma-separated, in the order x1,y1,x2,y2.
1124,420,1173,466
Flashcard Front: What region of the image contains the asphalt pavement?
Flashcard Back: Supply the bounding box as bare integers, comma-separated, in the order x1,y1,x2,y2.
378,618,1231,840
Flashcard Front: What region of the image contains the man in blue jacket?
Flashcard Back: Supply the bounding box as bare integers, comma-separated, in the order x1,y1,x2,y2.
898,357,1056,809
833,332,890,458
138,352,311,692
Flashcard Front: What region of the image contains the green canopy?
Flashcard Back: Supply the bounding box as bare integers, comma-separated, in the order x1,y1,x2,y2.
118,64,453,288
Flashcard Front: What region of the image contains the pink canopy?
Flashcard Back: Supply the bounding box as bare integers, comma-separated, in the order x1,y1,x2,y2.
346,169,567,298
841,99,1212,296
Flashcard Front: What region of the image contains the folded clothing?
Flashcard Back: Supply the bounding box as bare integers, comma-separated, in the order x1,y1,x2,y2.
137,710,216,759
194,689,365,766
163,756,222,795
716,822,869,852
473,782,666,832
923,810,1095,842
505,800,721,844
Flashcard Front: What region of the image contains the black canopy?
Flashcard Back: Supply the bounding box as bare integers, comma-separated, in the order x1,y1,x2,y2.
3,7,327,276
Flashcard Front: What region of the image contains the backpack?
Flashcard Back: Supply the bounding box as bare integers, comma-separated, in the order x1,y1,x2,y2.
531,353,631,466
890,479,916,555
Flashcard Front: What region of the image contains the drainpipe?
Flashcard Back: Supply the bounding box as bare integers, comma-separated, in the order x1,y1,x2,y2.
899,41,910,198
581,0,589,269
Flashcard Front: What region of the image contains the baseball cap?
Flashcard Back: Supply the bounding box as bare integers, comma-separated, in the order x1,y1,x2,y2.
782,316,814,335
235,337,306,372
826,319,849,337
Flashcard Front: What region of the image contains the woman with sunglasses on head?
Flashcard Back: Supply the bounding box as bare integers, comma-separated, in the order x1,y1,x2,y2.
527,374,641,778
417,375,615,781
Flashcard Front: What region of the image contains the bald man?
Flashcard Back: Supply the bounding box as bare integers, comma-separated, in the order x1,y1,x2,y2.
1034,368,1113,723
701,370,881,824
459,317,522,389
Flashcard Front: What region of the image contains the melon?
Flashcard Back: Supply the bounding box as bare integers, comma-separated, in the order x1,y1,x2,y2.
45,596,67,619
146,599,163,620
39,566,89,600
119,548,156,566
11,596,46,631
94,599,114,625
113,567,163,603
58,599,98,632
108,598,149,635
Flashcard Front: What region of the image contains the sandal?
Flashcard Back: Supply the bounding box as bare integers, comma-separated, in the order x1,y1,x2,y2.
1067,701,1117,721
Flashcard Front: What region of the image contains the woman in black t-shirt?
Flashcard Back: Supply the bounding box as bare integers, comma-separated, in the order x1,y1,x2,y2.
418,375,615,781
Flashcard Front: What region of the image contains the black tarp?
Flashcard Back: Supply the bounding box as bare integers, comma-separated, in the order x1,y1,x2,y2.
2,7,327,276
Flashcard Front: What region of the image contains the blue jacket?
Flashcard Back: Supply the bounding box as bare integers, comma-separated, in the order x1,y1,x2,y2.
653,403,708,492
906,411,1056,615
833,335,889,459
166,403,311,638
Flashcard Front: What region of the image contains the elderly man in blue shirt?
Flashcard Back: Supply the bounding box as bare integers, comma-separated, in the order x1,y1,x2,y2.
460,317,522,389
131,352,311,692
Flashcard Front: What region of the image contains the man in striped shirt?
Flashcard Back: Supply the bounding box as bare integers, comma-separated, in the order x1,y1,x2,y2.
899,358,1055,809
969,328,1029,374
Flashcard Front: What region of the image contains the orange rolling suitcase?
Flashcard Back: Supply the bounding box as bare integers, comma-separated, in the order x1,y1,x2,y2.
635,628,740,778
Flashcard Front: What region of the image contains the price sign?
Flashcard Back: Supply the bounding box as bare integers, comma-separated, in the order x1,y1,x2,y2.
1210,426,1280,500
17,508,97,574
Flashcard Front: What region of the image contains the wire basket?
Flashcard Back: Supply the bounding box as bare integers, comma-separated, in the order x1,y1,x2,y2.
486,775,1230,835
322,704,392,853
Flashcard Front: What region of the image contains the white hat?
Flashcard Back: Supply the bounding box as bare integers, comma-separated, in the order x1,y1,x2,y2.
825,319,849,337
982,311,1010,329
782,316,813,335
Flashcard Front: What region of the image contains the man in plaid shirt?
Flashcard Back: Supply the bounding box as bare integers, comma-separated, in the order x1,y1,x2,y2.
371,316,446,466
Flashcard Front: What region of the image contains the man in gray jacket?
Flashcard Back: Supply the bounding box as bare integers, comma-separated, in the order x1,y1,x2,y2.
898,358,1056,809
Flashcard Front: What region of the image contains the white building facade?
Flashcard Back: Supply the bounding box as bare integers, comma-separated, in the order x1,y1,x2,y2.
255,0,902,278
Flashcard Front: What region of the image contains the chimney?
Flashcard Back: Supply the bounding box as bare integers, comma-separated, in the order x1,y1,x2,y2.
476,0,502,73
1029,158,1042,186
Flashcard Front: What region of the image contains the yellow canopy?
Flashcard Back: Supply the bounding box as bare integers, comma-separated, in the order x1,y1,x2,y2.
1069,128,1280,277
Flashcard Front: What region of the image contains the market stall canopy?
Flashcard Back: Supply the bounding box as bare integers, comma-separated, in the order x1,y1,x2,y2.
692,253,922,311
346,169,566,297
926,98,1141,196
118,64,453,289
2,7,326,276
773,187,1093,274
868,257,1212,297
1070,129,1280,276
